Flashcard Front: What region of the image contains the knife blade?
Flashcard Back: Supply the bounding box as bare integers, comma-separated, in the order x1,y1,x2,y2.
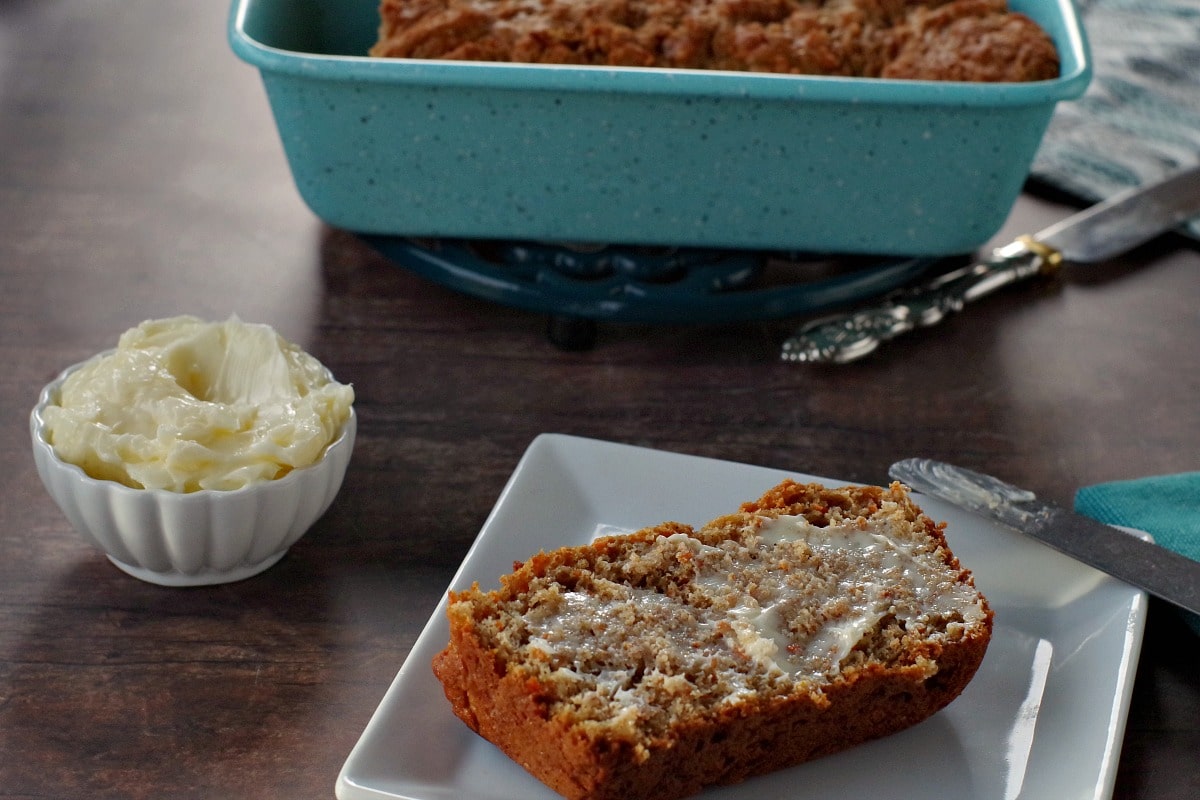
782,163,1200,363
889,458,1200,616
1037,162,1200,262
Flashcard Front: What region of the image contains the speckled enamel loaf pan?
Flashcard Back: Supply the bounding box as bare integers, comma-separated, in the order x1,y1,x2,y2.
229,0,1090,256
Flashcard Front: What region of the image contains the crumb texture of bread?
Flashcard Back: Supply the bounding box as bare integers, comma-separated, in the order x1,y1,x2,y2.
371,0,1059,81
432,480,993,800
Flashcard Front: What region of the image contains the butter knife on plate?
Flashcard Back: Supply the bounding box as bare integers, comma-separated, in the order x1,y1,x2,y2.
783,163,1200,363
890,458,1200,616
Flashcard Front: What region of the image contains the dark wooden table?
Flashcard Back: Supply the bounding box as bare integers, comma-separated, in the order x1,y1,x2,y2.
2,3,1197,799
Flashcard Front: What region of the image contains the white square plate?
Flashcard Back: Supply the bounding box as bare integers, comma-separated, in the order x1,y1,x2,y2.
337,434,1147,800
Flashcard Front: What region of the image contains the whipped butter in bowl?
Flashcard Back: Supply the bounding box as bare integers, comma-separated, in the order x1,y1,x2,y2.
30,316,356,586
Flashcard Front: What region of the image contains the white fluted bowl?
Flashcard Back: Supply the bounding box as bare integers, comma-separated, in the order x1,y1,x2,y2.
30,358,356,586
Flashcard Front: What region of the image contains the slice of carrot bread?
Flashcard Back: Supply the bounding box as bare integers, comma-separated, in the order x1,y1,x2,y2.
432,479,992,800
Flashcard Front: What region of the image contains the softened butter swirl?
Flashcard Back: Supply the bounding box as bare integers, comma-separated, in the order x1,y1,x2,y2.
42,316,354,492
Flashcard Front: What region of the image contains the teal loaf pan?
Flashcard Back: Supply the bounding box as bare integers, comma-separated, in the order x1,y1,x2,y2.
229,0,1091,256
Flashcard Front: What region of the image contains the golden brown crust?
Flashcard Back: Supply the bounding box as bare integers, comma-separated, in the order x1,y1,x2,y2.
884,0,1060,81
372,0,1058,82
432,480,993,800
435,629,989,800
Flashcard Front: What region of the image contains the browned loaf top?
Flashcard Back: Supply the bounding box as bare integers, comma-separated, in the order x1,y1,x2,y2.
432,480,994,800
372,0,1059,81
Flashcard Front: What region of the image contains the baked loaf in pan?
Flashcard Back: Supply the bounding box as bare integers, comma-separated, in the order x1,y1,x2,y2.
371,0,1059,81
432,480,993,800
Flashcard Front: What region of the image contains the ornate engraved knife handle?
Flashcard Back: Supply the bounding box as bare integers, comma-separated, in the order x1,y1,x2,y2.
780,237,1062,364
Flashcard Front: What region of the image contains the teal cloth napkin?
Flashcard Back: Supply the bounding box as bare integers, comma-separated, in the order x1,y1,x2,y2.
1075,473,1200,633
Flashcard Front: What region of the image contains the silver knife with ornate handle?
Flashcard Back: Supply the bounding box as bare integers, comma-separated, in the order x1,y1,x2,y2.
889,458,1200,616
782,163,1200,364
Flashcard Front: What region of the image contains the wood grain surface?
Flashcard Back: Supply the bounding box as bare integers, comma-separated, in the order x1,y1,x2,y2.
1,2,1196,799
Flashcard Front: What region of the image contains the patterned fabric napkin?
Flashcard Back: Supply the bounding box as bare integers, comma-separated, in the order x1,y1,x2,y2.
1030,0,1200,238
1075,473,1200,634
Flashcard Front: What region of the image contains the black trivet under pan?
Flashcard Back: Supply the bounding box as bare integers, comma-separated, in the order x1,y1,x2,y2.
362,236,937,349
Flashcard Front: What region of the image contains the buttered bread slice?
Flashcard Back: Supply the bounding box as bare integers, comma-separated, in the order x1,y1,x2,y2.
432,480,992,800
